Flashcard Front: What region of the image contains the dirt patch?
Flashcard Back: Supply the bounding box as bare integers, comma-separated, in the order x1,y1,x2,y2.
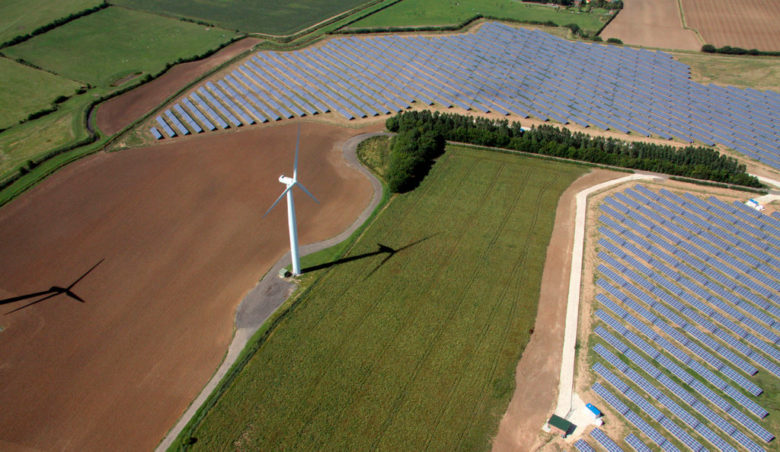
681,0,780,52
96,37,261,136
111,72,142,87
492,168,624,452
0,121,382,451
600,0,701,50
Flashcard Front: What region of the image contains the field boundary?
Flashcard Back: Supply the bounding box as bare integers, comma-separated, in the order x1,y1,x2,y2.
674,0,705,45
554,173,658,419
157,132,389,452
0,34,247,207
0,1,109,49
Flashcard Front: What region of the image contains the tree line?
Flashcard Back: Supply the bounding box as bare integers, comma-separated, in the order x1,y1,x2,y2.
385,110,761,188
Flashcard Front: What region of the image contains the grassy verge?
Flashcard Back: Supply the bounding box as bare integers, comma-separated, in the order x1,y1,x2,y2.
356,135,391,178
346,0,612,34
671,50,780,92
175,146,585,450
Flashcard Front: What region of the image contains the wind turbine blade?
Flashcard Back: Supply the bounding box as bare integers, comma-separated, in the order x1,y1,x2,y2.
263,186,292,218
293,125,300,180
67,258,104,290
295,181,319,204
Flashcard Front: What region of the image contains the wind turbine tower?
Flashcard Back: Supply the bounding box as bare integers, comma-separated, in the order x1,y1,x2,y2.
264,126,319,276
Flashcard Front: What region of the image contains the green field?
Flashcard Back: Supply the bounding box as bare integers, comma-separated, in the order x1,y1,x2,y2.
0,58,82,129
179,146,585,450
0,0,102,45
348,0,612,32
3,7,237,86
115,0,375,36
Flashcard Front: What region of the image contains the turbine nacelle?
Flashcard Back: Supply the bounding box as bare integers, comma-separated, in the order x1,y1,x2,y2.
279,175,295,185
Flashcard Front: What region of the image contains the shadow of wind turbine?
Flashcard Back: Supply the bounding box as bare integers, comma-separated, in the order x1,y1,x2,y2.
2,259,104,315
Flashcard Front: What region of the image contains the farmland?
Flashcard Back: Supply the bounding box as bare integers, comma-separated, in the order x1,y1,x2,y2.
179,146,586,450
681,0,780,52
115,0,377,36
599,0,700,50
0,58,82,129
0,0,102,45
2,7,237,87
347,0,613,32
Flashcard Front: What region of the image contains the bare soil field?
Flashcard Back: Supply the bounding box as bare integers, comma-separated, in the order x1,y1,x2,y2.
600,0,700,50
681,0,780,51
96,37,261,136
0,121,379,451
493,168,623,452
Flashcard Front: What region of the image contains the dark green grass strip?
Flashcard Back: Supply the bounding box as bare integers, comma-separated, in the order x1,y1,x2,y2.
187,146,586,450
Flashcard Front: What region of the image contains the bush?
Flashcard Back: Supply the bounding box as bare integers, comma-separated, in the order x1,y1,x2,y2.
702,44,716,53
385,125,445,193
606,37,622,44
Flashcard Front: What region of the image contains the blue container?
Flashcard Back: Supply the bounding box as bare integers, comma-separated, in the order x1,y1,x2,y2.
586,403,602,417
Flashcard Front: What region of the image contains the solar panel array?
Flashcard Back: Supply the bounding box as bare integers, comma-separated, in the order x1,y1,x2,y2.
590,184,778,451
148,22,780,170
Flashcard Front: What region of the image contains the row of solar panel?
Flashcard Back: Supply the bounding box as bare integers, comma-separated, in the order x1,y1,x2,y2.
595,302,769,420
594,338,769,449
597,228,780,355
148,21,780,171
594,321,772,449
600,196,780,313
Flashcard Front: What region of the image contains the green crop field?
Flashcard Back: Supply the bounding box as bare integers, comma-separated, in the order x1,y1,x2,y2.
348,0,612,32
0,0,103,45
178,146,585,450
3,7,237,86
115,0,376,36
0,58,82,129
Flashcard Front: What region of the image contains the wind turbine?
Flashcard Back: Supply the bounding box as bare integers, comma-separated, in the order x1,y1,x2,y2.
264,126,319,276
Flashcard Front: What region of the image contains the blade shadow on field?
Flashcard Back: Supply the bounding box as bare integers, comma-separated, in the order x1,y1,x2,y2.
301,234,437,275
2,259,104,315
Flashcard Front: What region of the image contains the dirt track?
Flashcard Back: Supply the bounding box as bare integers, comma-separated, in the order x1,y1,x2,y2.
492,169,623,452
600,0,700,50
96,37,261,136
0,121,380,451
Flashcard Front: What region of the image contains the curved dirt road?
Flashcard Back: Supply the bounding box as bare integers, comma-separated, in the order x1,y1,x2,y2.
156,131,388,451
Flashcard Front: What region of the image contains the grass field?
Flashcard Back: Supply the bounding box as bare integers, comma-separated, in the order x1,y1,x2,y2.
0,0,102,45
0,98,90,180
672,51,780,92
347,0,612,32
178,146,585,450
115,0,375,36
2,7,237,86
0,57,82,129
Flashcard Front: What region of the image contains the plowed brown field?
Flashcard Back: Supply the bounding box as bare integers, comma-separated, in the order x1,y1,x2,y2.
600,0,700,50
0,122,378,451
681,0,780,51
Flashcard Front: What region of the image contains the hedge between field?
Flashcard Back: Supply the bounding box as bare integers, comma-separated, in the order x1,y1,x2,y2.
385,110,761,188
702,44,780,57
0,35,246,204
0,2,109,49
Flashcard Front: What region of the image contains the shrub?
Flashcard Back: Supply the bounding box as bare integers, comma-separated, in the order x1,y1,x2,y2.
606,37,622,44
